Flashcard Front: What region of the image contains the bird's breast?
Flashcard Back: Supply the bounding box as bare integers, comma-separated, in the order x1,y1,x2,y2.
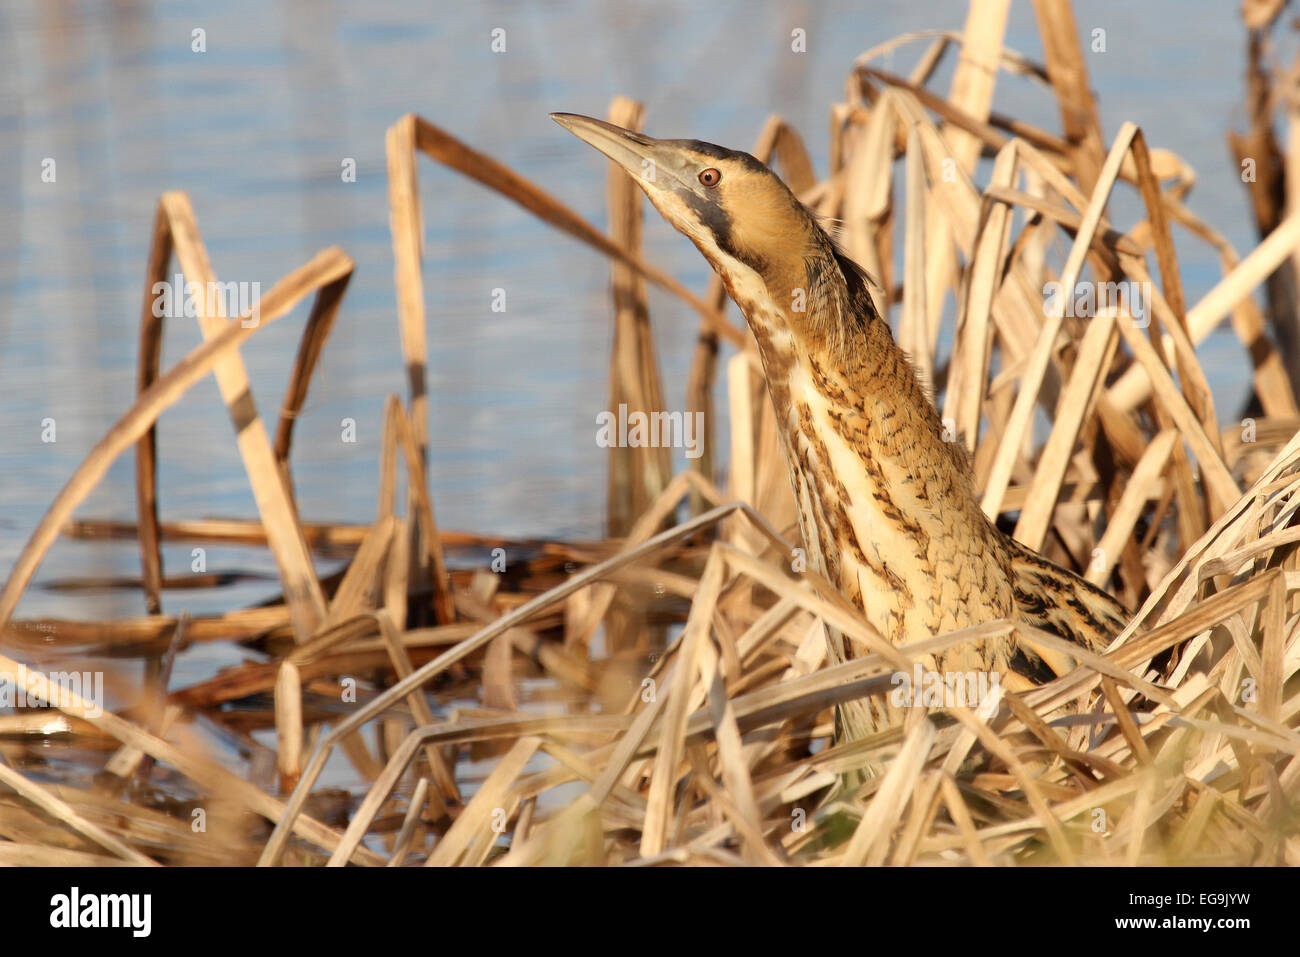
720,267,1017,664
773,360,1017,663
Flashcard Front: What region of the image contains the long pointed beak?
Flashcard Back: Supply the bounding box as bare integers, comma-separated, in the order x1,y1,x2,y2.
550,112,691,192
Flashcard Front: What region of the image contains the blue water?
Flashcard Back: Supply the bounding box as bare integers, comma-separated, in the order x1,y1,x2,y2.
0,0,1267,643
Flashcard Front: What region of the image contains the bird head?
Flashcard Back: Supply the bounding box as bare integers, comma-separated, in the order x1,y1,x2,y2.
551,112,870,358
551,113,800,272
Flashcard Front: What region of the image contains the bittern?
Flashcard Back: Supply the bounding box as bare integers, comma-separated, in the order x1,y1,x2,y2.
553,113,1130,754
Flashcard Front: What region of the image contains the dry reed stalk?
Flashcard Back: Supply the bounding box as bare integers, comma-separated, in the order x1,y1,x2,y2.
900,127,932,396
982,122,1136,518
0,760,158,866
1110,212,1300,411
0,244,388,861
152,193,329,643
604,96,672,539
0,245,351,636
918,0,1009,351
943,140,1016,453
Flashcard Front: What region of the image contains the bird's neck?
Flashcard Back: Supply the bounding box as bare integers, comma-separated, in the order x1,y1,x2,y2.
721,252,1016,646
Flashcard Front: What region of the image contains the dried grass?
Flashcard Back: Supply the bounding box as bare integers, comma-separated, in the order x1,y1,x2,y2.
4,3,1300,866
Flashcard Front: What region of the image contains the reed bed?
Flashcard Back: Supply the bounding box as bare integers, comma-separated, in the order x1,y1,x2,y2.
4,0,1300,866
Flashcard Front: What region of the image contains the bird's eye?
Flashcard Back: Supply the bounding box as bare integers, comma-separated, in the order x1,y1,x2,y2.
698,167,722,187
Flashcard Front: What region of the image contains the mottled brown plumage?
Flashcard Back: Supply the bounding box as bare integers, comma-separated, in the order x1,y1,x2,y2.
554,113,1130,749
